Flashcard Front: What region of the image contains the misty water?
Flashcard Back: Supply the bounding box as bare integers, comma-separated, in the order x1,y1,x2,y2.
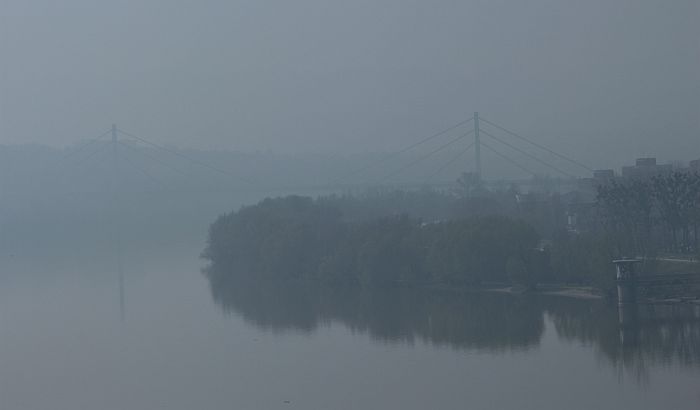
1,195,698,410
4,0,699,408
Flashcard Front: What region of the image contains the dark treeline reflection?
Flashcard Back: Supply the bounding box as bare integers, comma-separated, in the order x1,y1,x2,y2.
206,268,700,373
548,301,700,372
207,269,543,351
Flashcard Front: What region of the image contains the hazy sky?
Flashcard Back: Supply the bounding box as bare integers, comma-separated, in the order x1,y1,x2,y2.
1,0,698,168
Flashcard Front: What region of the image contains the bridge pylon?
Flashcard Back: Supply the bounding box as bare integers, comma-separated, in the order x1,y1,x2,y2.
474,112,481,180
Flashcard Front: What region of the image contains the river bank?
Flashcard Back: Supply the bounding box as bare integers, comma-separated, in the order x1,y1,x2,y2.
487,284,604,299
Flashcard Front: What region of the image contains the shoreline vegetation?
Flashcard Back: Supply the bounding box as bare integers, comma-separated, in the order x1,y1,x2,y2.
490,285,604,299
201,192,617,295
202,174,700,300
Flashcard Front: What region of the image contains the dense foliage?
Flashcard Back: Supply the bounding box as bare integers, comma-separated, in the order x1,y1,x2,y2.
203,195,542,287
596,172,700,258
540,171,700,286
548,229,616,289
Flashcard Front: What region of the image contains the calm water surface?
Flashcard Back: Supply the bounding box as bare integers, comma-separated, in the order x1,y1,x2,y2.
0,219,698,410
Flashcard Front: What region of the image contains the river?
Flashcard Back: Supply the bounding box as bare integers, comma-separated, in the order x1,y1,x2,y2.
0,197,698,410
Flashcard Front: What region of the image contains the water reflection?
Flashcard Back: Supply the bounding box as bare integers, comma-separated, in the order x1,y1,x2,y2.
208,274,544,351
549,300,700,379
206,267,700,377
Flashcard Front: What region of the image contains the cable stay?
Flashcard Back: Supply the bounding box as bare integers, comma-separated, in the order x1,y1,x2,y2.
116,141,196,180
116,128,256,186
480,129,575,178
480,141,538,177
426,142,475,182
36,129,112,179
479,117,593,172
59,129,113,162
379,130,474,183
329,116,474,185
115,144,170,190
59,139,113,177
72,141,110,167
52,144,115,188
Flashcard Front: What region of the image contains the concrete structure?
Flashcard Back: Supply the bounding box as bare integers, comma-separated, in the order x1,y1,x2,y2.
613,259,641,306
473,112,481,181
613,259,641,346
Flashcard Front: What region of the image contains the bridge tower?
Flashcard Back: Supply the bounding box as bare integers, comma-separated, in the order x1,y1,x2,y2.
111,124,118,190
110,123,125,321
474,112,481,180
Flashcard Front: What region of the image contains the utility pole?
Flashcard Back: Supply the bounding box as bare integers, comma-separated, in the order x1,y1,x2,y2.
474,112,481,180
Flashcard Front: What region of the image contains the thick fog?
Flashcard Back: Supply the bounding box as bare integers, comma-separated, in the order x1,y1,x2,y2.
1,0,698,169
2,4,700,410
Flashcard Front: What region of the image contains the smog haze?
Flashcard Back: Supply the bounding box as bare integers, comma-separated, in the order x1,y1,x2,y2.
1,0,698,169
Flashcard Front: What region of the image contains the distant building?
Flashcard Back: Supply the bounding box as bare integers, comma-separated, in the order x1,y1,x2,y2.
566,201,597,233
635,158,657,167
621,158,672,179
561,189,597,233
593,169,615,180
575,169,616,195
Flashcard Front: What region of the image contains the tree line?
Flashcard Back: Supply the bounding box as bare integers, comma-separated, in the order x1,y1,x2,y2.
202,195,546,288
596,172,700,257
203,171,700,292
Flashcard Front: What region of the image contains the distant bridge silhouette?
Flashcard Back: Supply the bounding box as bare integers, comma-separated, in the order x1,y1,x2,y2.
43,113,593,196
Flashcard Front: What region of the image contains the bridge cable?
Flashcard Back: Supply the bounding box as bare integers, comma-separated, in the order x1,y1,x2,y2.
116,141,196,180
426,141,475,182
480,141,538,177
379,130,474,183
115,144,171,190
480,129,575,178
36,129,112,179
58,129,113,162
51,142,115,192
329,116,474,185
68,140,113,172
116,128,256,186
480,117,593,172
